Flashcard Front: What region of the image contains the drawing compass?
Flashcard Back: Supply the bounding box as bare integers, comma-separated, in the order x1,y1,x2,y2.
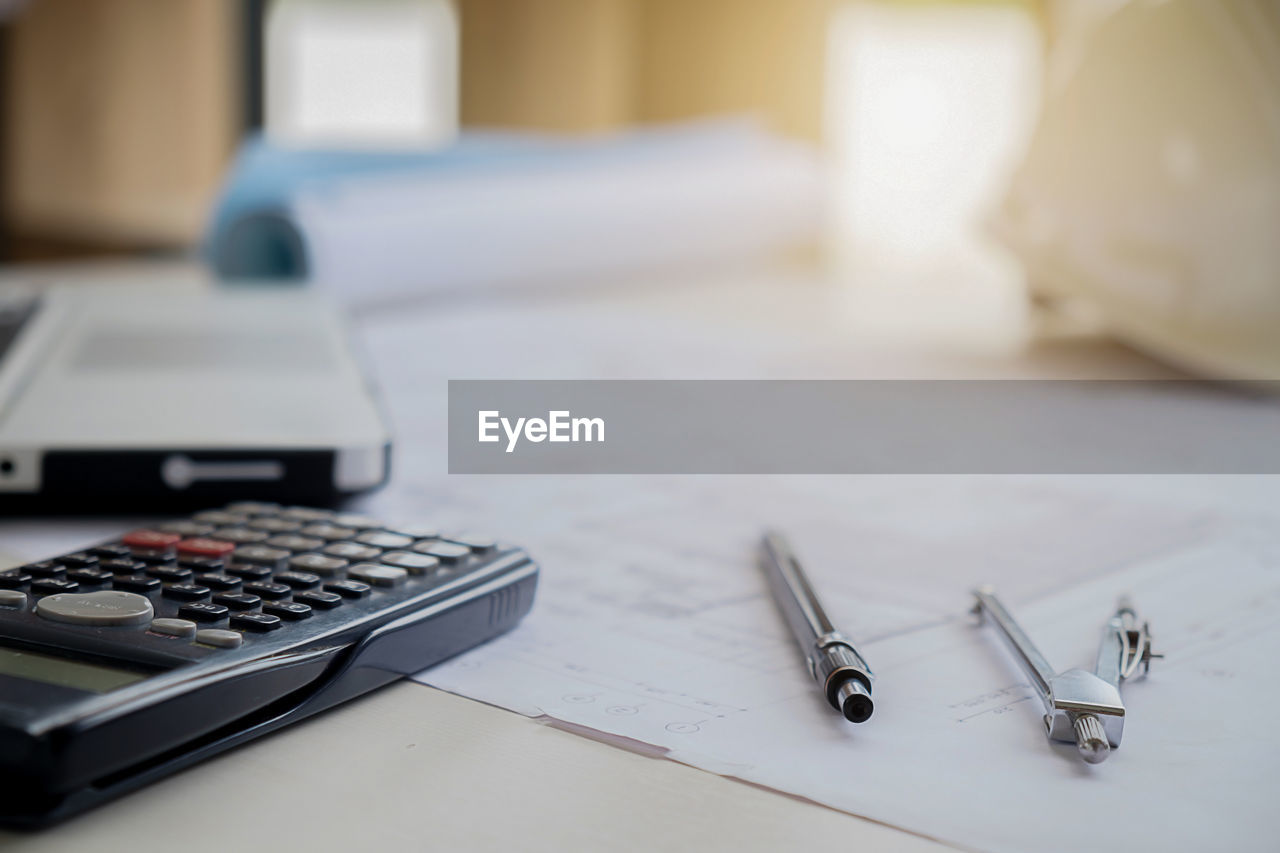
971,587,1159,764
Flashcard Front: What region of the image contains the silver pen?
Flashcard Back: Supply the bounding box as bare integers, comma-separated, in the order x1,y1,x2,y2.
759,531,874,723
972,587,1159,763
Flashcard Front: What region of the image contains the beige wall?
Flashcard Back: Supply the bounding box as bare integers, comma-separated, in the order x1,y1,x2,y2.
635,0,836,141
458,0,836,140
2,0,239,249
459,0,638,133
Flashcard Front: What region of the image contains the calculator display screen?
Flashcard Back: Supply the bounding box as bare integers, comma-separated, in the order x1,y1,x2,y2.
0,646,149,694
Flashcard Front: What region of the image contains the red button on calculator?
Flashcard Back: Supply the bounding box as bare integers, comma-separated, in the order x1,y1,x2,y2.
176,538,237,558
122,530,181,551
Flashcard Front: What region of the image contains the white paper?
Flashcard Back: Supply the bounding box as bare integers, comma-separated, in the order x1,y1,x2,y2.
415,489,1278,852
344,293,1279,851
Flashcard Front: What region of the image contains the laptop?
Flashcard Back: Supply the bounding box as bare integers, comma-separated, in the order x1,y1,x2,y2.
0,280,391,510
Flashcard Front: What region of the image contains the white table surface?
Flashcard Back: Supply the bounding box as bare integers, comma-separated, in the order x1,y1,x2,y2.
1,682,944,852
0,259,1184,852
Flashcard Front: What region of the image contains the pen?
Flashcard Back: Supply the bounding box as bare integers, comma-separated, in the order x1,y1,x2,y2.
759,531,874,723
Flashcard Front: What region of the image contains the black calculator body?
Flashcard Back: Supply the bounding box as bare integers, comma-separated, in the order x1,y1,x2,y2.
0,503,538,826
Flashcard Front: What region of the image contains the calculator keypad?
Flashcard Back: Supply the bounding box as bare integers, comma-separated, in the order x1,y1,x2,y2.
32,579,78,595
4,504,501,658
69,568,114,585
0,571,32,589
178,602,230,623
163,584,212,601
231,612,282,632
114,576,161,593
26,561,66,578
214,592,261,610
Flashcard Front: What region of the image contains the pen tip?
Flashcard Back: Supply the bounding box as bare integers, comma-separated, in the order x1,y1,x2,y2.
843,694,873,723
836,679,874,723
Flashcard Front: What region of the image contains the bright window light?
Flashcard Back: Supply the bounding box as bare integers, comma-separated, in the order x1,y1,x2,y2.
826,2,1042,266
266,0,458,149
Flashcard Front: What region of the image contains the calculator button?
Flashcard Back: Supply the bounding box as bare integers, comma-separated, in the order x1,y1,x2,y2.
243,581,291,600
323,542,381,561
164,584,212,602
347,564,408,588
225,502,281,516
287,554,348,577
332,514,382,530
0,590,27,608
149,618,197,638
279,507,334,523
36,590,153,626
355,531,413,549
263,601,312,621
264,534,324,552
0,570,31,589
193,510,249,526
248,517,303,534
24,561,66,578
196,572,243,590
178,555,226,573
32,578,80,595
177,537,237,559
226,563,273,580
385,524,437,539
324,580,371,599
158,520,217,537
231,612,283,632
299,523,357,541
113,575,162,593
233,545,289,570
146,565,193,583
68,568,114,585
123,530,181,552
412,542,470,564
195,628,243,648
178,602,230,623
444,533,497,553
211,527,270,544
132,549,177,565
379,552,439,574
214,592,261,610
102,559,149,576
293,590,342,609
90,544,132,560
275,571,320,590
60,552,100,569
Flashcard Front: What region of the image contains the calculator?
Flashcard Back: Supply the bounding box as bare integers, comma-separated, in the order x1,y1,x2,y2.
0,503,538,826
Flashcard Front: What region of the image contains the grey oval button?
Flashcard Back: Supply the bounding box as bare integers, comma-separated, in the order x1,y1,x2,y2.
195,628,243,648
36,590,154,626
150,618,197,638
412,542,470,563
347,563,408,587
355,531,413,549
380,551,439,574
0,590,28,609
288,554,348,577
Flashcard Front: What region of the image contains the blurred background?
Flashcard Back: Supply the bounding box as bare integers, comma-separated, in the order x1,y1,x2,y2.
0,0,1276,378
